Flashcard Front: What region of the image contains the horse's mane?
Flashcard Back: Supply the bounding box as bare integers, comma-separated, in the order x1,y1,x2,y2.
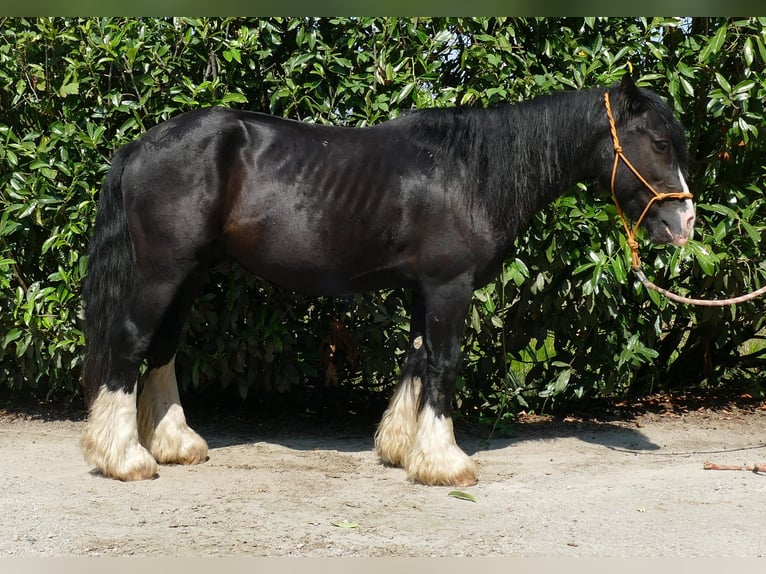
394,84,686,233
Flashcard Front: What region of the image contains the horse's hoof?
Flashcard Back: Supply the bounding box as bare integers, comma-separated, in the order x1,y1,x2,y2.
408,466,478,487
405,445,478,487
83,441,159,481
149,427,209,466
451,470,479,488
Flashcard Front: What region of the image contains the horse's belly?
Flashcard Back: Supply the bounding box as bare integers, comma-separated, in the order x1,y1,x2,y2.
229,237,411,296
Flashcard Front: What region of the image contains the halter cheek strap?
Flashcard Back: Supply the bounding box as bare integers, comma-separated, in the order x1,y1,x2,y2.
604,91,694,270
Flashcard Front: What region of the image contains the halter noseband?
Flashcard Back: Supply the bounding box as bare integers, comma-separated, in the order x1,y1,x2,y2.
603,91,694,270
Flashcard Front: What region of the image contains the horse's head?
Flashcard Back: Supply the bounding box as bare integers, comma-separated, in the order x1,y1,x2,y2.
601,74,695,247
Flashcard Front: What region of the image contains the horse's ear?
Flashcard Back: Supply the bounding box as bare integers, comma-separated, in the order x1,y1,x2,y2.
619,71,646,117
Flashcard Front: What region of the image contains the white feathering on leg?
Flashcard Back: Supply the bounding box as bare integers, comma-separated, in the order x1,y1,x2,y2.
81,384,158,481
405,404,477,487
375,374,422,468
137,356,208,465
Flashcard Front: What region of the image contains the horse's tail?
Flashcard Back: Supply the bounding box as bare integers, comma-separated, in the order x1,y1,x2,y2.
81,142,138,408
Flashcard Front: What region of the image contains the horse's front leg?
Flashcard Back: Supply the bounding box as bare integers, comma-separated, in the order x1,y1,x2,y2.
375,291,426,468
404,278,477,487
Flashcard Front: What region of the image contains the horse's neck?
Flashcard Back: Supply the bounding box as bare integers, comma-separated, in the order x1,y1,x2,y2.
484,90,606,232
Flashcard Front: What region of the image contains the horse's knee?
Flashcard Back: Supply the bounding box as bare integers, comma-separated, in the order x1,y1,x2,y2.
81,385,158,481
137,357,208,466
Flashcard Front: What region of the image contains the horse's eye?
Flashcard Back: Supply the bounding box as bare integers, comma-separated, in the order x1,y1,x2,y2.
653,140,670,153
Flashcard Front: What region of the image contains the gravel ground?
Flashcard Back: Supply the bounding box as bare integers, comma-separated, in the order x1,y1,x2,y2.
1,399,765,557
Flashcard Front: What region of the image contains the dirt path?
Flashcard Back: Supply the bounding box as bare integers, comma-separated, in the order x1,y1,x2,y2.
1,403,765,557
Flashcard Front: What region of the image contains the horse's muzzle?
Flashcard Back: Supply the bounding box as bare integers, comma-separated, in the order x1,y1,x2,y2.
670,199,696,246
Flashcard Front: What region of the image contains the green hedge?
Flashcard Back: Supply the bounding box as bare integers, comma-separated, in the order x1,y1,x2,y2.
1,17,765,415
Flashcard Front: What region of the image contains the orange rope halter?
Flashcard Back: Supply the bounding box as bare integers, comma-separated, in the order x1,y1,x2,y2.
603,91,693,270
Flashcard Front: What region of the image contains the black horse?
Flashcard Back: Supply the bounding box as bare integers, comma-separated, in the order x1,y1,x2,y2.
81,74,695,486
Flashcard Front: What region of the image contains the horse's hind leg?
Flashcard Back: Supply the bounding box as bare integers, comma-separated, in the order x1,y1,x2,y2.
375,290,426,467
81,277,180,481
137,272,208,466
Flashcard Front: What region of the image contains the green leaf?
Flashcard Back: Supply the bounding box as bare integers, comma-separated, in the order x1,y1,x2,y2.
755,36,766,64
743,37,754,66
715,73,731,93
331,521,359,528
448,491,476,502
395,81,416,104
690,243,716,276
699,203,738,219
553,368,572,394
610,252,627,284
699,24,727,63
679,77,694,97
59,81,79,97
219,92,248,104
740,221,761,244
2,328,22,349
732,80,756,99
223,48,241,63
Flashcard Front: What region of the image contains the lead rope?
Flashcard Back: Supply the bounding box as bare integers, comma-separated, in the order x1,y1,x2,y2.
604,92,766,307
633,268,766,307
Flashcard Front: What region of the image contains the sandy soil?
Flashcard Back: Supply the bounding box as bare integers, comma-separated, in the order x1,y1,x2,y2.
1,399,765,557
